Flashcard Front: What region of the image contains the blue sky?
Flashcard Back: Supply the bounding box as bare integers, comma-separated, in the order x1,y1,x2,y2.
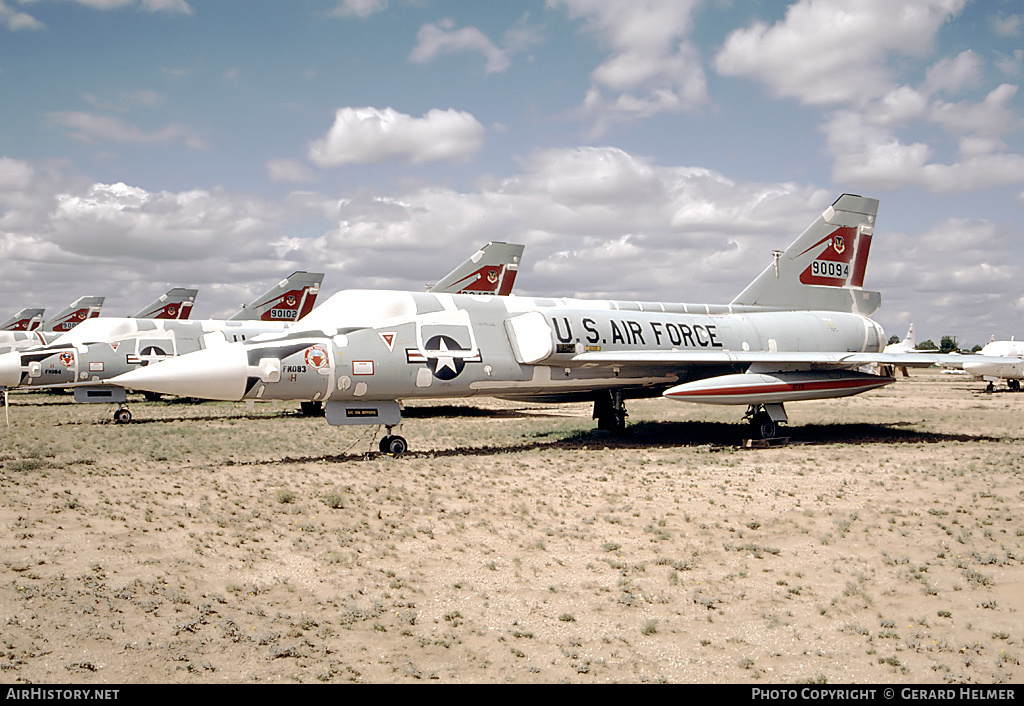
1,0,1023,348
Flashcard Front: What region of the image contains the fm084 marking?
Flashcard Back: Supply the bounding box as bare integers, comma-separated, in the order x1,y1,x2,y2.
811,260,850,278
551,317,723,349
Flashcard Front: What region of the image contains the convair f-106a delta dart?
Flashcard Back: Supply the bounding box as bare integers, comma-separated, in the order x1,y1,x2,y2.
112,195,1016,453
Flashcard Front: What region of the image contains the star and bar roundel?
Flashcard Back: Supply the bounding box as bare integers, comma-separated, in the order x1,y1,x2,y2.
405,334,482,380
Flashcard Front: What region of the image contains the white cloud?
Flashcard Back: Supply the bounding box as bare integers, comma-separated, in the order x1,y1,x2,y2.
715,0,968,106
0,157,34,191
992,13,1024,38
331,0,387,19
266,158,317,184
715,2,1024,194
555,0,708,132
410,19,511,74
408,16,543,75
929,84,1021,137
47,111,204,148
923,50,983,95
0,1,44,30
307,107,485,166
67,0,192,12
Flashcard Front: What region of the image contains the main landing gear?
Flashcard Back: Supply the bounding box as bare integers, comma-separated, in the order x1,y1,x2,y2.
745,403,787,440
593,390,628,434
379,426,408,455
985,379,1020,393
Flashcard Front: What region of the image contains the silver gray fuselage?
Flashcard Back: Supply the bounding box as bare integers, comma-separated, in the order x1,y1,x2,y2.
229,290,884,405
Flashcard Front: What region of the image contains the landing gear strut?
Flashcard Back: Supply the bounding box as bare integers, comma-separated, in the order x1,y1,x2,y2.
300,401,325,417
113,403,132,424
594,390,627,434
379,426,408,455
1010,380,1021,392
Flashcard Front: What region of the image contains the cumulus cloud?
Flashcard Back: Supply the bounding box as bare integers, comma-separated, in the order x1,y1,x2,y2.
715,0,968,106
555,0,708,132
307,107,485,166
714,1,1024,194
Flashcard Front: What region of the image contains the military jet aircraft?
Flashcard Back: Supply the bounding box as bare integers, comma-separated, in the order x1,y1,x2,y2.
229,272,322,322
132,288,198,320
0,244,524,422
112,194,1008,452
40,296,105,333
429,242,523,295
0,308,45,332
0,297,104,355
0,272,323,420
959,337,1024,392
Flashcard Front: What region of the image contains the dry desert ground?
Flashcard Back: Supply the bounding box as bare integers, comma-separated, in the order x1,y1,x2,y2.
1,369,1023,684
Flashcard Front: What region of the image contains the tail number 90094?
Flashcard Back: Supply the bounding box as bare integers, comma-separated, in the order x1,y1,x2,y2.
811,260,850,279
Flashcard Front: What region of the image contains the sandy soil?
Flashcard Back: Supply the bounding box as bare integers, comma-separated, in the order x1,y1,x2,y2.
1,369,1022,684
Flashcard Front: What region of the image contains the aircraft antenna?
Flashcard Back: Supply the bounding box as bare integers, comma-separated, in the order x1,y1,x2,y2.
772,250,784,279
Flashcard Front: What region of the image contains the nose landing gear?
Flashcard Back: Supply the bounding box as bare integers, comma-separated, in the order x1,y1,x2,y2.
379,426,408,455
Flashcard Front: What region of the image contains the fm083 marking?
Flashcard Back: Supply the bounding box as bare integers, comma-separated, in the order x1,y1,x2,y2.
810,260,850,278
551,317,723,349
283,365,307,374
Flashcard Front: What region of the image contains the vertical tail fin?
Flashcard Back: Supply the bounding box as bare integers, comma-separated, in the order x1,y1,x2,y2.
133,288,198,320
40,296,104,332
0,308,45,332
731,194,880,314
429,242,524,295
229,271,324,322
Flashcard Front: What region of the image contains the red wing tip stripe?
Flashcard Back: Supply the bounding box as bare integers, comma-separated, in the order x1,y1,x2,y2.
667,378,892,398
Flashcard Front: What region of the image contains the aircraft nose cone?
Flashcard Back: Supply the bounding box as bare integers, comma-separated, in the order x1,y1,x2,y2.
111,345,250,401
0,351,23,388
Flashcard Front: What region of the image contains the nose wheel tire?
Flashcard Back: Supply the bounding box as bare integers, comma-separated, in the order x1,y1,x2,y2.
113,407,132,424
379,435,408,456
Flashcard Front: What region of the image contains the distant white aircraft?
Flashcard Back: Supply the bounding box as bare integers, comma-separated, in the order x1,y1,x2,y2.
961,337,1024,392
883,324,938,354
879,324,937,377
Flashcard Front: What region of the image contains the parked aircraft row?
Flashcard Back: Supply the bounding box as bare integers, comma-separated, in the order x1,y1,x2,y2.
96,194,1017,451
883,324,1024,391
3,199,1019,450
0,243,524,422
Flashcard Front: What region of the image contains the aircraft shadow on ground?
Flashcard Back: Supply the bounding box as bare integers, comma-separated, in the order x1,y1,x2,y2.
227,419,1007,467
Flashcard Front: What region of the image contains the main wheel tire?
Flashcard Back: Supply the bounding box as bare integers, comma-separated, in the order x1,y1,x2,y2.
113,408,132,424
751,412,776,440
1010,380,1020,392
